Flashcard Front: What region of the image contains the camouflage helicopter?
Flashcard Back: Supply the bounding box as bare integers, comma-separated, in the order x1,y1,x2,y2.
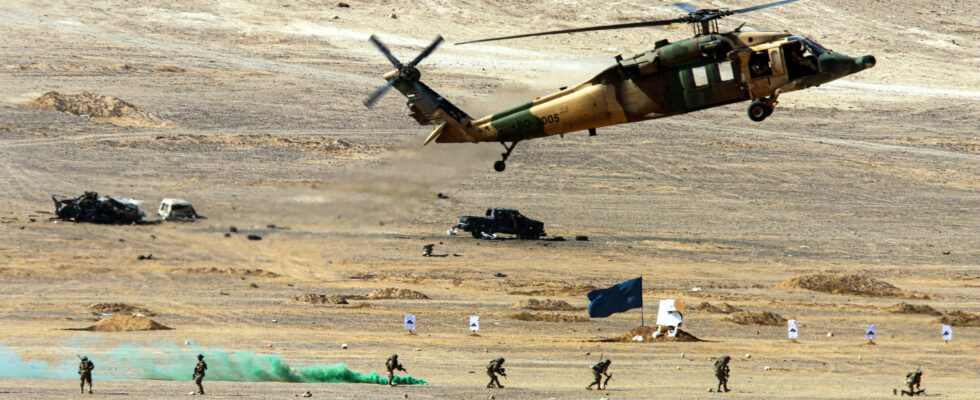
363,0,875,172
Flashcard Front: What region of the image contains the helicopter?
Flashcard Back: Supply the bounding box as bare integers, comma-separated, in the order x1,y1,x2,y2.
363,0,876,172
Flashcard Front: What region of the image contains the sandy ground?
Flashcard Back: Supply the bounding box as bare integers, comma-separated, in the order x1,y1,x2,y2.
0,0,978,398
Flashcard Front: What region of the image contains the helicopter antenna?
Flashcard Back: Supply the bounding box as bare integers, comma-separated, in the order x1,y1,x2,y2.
457,0,800,44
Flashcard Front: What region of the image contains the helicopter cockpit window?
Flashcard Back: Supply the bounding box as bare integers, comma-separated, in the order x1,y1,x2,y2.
749,50,772,78
692,66,709,87
783,40,820,80
787,36,831,56
717,61,734,81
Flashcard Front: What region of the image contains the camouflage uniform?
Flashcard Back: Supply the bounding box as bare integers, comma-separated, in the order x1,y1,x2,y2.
714,355,731,393
901,370,923,396
385,354,406,386
486,358,506,388
78,357,95,394
193,354,208,395
587,359,611,390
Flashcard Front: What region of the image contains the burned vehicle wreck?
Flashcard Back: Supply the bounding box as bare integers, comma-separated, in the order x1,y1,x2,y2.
52,192,144,224
449,208,546,240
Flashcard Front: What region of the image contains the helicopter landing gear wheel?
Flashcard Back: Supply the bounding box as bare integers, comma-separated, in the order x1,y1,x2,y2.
493,141,519,173
748,99,774,122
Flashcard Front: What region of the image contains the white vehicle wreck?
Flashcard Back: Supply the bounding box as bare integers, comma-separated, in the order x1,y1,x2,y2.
157,198,203,221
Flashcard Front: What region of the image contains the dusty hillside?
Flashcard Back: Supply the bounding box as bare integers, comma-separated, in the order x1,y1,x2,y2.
0,1,977,399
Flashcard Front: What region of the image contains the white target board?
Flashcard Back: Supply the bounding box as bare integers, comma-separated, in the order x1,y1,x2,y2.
866,324,876,340
404,314,417,332
787,319,799,339
469,315,480,332
941,324,952,341
656,299,683,327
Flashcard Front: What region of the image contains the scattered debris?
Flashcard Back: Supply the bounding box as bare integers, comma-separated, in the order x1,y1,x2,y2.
77,314,172,332
229,226,238,233
52,192,144,224
779,273,912,297
336,2,349,7
249,283,259,289
494,272,508,278
437,192,449,199
600,326,703,343
137,254,153,261
389,13,398,19
290,293,349,305
300,391,313,398
692,302,742,314
450,208,546,240
509,312,588,323
725,311,787,326
513,298,581,311
247,234,263,241
341,344,348,350
28,91,172,127
575,235,589,241
157,198,203,221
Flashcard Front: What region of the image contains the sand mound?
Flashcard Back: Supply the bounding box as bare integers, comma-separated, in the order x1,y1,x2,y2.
352,288,429,300
173,267,281,278
938,311,980,327
779,273,905,297
509,312,589,323
692,302,741,314
290,293,349,305
28,91,172,127
88,302,155,316
601,326,703,343
887,303,941,316
725,311,787,326
513,298,581,311
83,315,172,332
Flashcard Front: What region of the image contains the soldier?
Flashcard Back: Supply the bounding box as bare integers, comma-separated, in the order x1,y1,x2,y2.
714,355,731,393
900,368,924,396
422,244,434,257
486,357,507,389
78,356,95,394
193,354,208,395
586,359,612,390
385,354,407,386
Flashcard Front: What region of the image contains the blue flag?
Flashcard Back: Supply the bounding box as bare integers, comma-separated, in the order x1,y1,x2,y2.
587,277,643,318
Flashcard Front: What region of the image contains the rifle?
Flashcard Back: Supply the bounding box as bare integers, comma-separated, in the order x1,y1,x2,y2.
603,372,613,389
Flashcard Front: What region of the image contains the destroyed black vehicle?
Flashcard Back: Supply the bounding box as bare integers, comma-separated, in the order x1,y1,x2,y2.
52,192,144,224
449,208,545,240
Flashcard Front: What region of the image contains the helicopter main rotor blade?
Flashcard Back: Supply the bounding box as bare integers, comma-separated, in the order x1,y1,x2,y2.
672,2,699,13
369,34,403,69
456,17,687,45
734,0,800,14
363,78,396,108
407,35,444,67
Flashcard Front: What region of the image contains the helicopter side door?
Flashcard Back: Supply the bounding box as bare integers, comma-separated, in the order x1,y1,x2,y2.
743,45,789,99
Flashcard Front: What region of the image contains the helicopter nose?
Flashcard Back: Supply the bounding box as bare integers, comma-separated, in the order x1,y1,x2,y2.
861,55,876,69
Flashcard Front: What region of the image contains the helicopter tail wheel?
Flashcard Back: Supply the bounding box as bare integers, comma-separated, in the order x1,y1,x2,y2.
493,141,519,172
748,100,773,122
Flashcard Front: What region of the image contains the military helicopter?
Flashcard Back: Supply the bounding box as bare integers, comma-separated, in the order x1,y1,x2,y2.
363,0,875,172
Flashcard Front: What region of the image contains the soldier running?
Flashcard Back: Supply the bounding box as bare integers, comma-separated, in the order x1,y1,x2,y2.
900,368,924,396
586,359,612,390
385,354,407,386
486,357,507,389
78,356,95,394
193,354,208,395
714,355,731,393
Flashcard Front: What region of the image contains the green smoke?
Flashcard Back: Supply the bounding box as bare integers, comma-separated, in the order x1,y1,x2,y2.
0,344,425,385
